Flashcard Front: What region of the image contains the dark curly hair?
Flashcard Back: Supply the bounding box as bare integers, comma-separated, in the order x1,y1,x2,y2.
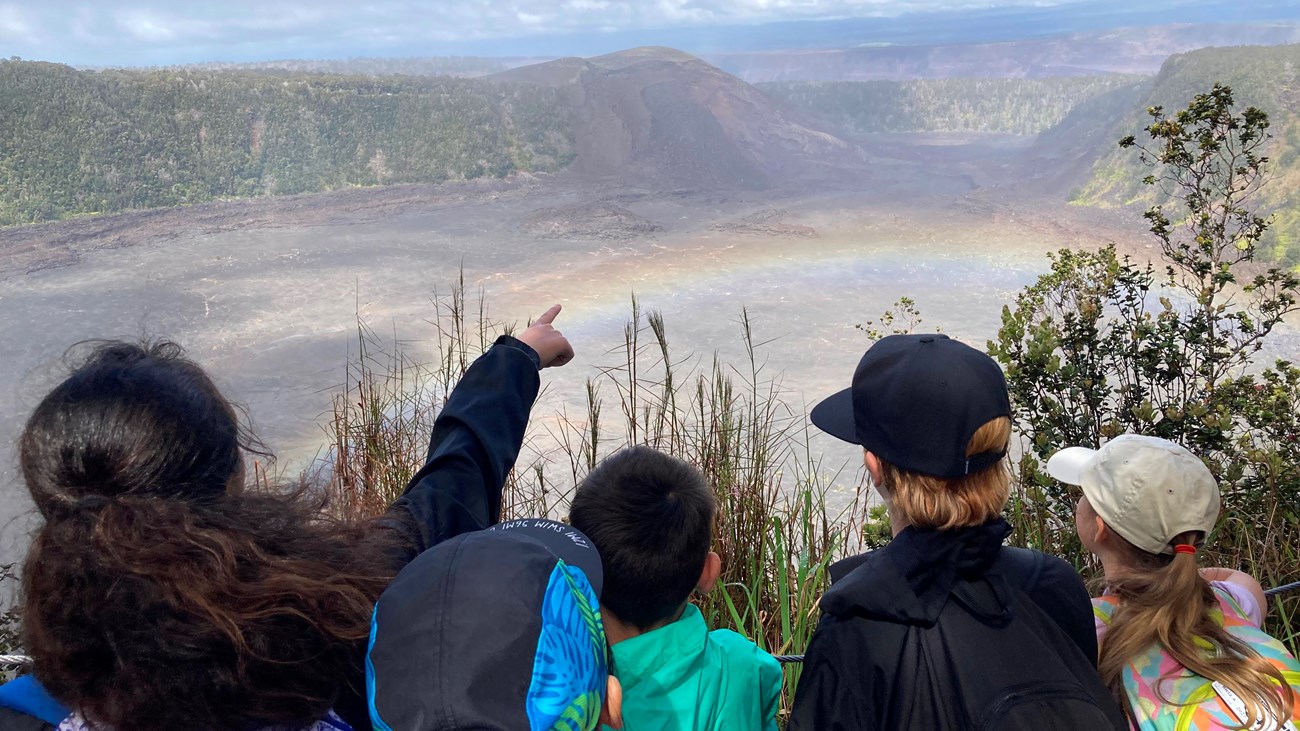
20,341,395,731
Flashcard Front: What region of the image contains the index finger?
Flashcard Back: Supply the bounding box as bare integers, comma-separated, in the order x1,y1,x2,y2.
534,304,562,325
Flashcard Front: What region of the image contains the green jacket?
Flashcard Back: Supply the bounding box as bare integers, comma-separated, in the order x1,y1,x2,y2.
606,604,783,731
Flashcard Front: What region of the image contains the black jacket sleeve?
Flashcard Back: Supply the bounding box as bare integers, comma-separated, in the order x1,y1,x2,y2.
340,337,541,731
377,335,541,569
788,617,877,731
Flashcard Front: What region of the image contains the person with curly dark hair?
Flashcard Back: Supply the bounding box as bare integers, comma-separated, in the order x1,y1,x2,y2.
0,305,575,731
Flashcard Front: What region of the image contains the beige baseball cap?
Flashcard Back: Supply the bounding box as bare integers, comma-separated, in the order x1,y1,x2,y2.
1046,434,1220,555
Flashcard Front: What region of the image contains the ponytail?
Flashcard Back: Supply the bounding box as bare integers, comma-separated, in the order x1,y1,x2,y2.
1099,531,1295,728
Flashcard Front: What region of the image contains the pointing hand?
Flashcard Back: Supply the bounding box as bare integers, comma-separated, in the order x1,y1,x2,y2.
517,304,575,369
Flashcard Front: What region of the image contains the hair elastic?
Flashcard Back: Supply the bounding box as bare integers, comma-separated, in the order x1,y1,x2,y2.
1173,544,1198,556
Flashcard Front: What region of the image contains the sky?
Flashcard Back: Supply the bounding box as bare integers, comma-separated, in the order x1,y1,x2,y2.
2,0,1296,66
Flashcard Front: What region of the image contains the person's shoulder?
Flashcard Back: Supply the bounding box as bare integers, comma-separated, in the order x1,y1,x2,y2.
1037,551,1088,586
707,628,778,667
704,629,783,709
809,610,866,636
997,546,1086,592
798,611,889,669
828,550,875,583
1210,580,1265,627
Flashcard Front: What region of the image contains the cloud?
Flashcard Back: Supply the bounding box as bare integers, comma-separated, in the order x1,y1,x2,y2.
0,0,1226,66
0,4,33,40
115,10,185,42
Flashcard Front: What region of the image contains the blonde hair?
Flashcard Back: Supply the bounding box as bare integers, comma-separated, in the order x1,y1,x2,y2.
877,416,1011,530
1100,531,1296,728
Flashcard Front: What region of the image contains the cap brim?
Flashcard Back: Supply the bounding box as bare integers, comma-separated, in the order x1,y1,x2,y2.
1046,446,1097,486
810,388,860,445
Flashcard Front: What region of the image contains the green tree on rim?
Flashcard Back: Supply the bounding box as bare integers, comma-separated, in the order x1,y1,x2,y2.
990,84,1300,651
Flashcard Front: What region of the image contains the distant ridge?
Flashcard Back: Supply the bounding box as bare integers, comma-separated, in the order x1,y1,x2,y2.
493,47,865,190
0,60,576,227
172,56,527,77
588,46,702,69
707,23,1300,81
1066,43,1300,264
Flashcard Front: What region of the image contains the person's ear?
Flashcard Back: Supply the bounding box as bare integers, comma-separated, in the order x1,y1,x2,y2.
226,456,247,495
696,551,722,593
1093,514,1110,545
599,675,623,729
864,451,884,490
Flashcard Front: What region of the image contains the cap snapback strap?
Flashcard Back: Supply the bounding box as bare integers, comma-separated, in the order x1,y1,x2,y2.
963,449,1007,476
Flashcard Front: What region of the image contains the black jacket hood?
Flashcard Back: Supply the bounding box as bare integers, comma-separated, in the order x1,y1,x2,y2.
821,518,1012,626
789,518,1126,730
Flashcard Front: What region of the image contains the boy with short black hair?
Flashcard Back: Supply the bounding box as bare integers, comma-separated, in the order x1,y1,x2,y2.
570,446,782,731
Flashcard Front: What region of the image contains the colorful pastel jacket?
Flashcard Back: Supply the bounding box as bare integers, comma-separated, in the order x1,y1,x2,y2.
1094,584,1300,731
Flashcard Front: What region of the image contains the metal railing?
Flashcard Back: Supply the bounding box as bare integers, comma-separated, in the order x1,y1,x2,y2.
770,579,1300,663
0,581,1296,670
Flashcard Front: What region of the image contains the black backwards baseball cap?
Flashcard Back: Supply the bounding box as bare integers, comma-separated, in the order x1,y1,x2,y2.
366,519,609,731
810,334,1012,478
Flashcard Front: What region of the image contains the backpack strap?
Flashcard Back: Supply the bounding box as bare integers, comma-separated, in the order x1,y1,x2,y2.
994,547,1047,594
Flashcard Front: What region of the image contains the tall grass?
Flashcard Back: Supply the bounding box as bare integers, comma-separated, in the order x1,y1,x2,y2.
321,286,872,713
324,286,1300,716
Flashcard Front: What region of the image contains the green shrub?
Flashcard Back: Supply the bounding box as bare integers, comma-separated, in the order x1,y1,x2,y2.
990,85,1300,652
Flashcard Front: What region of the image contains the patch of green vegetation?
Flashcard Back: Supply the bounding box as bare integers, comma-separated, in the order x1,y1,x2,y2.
1073,44,1300,264
0,60,575,226
761,76,1144,136
996,84,1300,653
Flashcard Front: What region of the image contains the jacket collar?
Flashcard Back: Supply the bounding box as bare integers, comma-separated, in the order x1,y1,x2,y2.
609,604,707,691
820,518,1012,626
